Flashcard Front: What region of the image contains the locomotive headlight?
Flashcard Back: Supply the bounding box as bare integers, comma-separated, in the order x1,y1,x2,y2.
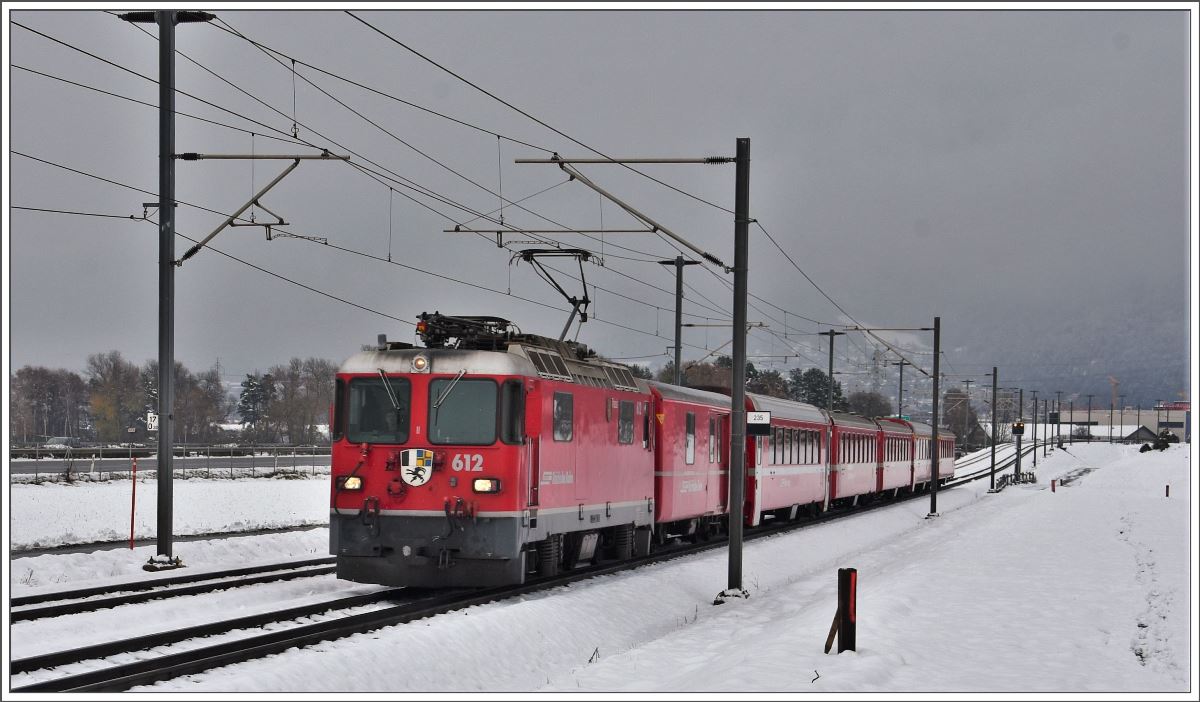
472,478,502,494
338,475,363,490
411,355,429,372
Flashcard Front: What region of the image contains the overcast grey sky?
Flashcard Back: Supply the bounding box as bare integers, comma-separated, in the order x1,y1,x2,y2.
5,7,1195,407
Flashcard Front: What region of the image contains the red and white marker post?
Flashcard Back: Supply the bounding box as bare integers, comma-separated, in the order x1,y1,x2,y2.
129,457,138,550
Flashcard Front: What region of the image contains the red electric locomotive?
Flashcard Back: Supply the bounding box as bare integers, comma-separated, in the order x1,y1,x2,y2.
330,313,654,587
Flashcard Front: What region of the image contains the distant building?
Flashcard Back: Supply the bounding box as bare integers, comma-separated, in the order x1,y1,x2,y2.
1059,401,1189,443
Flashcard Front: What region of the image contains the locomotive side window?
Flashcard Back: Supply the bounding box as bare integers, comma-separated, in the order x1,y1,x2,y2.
346,377,410,444
500,379,525,445
685,412,696,465
553,392,574,442
617,400,635,445
332,379,345,441
429,378,497,445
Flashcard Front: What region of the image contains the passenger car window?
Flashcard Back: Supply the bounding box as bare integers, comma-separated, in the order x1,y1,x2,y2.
708,416,717,463
685,412,696,465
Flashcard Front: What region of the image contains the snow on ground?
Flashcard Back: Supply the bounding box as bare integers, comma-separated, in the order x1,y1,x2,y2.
9,529,331,597
5,443,1195,694
7,474,330,551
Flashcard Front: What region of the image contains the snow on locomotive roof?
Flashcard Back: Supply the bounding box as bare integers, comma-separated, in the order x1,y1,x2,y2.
341,345,643,392
747,392,828,424
339,348,537,376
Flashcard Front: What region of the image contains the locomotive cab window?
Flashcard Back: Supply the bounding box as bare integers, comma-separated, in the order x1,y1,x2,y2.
429,378,497,445
617,400,635,445
347,376,411,444
553,392,574,442
500,379,525,445
332,378,346,441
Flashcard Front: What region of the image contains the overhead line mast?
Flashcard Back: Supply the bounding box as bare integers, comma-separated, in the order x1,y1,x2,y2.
118,8,215,571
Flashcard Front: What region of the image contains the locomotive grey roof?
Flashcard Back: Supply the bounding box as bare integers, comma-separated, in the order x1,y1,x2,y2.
340,348,538,376
747,392,828,424
907,420,936,437
827,411,881,431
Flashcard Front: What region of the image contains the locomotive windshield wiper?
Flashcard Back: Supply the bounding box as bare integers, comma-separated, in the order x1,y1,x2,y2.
377,369,401,410
433,370,467,422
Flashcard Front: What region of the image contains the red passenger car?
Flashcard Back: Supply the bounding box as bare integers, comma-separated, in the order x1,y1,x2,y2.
828,412,881,505
746,393,830,525
649,382,730,540
877,418,914,496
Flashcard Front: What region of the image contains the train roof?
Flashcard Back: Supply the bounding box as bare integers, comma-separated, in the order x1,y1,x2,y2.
877,419,913,435
747,392,828,424
340,345,644,393
647,380,733,409
827,411,880,431
876,417,940,438
339,348,537,377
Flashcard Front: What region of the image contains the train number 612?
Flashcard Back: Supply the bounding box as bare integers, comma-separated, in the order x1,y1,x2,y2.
451,454,484,472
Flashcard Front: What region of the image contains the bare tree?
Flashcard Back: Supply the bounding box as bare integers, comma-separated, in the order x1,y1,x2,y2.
86,351,143,442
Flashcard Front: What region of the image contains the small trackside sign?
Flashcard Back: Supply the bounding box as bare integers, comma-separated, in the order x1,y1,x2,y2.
747,411,771,436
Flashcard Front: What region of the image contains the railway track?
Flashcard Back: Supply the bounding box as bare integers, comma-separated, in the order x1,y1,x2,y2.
11,557,336,622
943,441,1043,489
13,441,1049,692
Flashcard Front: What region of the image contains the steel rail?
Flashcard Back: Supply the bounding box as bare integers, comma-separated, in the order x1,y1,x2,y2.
10,587,405,675
12,564,336,622
12,557,335,607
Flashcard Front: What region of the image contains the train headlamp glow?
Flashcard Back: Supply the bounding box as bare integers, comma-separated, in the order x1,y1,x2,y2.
412,355,429,372
338,475,363,490
472,478,501,494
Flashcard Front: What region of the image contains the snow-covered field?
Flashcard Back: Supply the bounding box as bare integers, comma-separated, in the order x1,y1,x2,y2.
7,474,331,551
5,443,1195,693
